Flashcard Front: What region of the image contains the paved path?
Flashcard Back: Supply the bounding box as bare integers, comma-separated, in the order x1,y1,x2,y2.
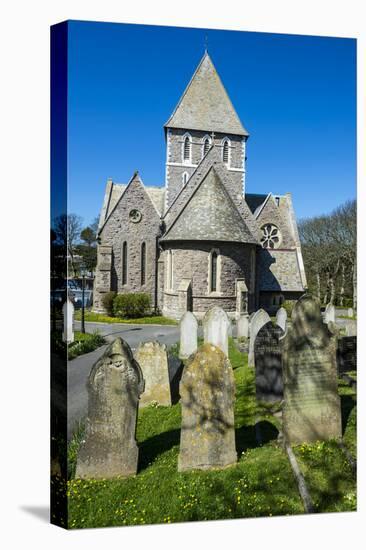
68,322,180,439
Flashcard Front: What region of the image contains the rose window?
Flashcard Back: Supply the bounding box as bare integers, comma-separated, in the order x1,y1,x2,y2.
129,209,142,223
260,224,281,249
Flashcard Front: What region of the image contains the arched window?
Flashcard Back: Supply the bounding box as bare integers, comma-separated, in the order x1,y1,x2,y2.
122,241,128,285
166,249,173,290
183,134,191,163
202,136,211,158
141,242,146,286
182,172,189,186
222,139,230,164
211,251,218,292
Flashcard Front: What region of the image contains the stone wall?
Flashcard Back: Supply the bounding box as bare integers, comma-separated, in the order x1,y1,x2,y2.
94,176,161,313
166,128,245,208
162,242,256,319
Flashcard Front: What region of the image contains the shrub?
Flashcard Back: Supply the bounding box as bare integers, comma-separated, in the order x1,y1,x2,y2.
282,300,294,317
113,292,151,318
101,291,116,316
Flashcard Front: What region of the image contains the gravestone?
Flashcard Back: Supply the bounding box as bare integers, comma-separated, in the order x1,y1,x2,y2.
254,321,284,402
282,295,342,445
248,309,271,367
62,298,74,344
178,343,237,472
203,306,230,357
346,320,357,337
276,307,287,332
76,337,145,478
337,336,357,374
347,308,354,318
237,315,249,339
324,303,335,324
179,311,198,359
135,341,171,407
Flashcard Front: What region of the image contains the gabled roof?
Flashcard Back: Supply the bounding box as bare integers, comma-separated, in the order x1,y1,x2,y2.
161,166,256,243
245,193,268,215
98,175,165,231
164,52,249,136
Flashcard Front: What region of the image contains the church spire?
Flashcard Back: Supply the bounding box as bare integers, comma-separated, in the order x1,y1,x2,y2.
164,52,248,137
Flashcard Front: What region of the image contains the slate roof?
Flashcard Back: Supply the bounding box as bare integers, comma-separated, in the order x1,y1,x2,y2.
161,166,256,243
164,53,249,136
98,179,165,230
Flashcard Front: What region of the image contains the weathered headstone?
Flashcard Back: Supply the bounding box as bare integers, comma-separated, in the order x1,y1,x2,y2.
179,311,198,359
135,341,171,407
62,298,74,343
347,307,354,318
346,320,357,337
276,307,287,332
178,343,236,472
282,295,342,445
76,338,145,478
248,309,271,367
203,306,230,357
254,321,284,402
337,336,357,374
237,315,249,339
324,303,335,324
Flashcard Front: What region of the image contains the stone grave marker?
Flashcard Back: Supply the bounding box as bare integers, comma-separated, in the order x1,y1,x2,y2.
179,311,198,359
254,321,284,402
337,336,357,374
203,306,230,357
324,303,335,324
178,343,237,472
135,341,171,407
248,309,271,367
276,307,287,332
282,295,342,445
346,320,357,337
347,308,354,318
62,298,74,344
76,337,145,478
237,315,249,339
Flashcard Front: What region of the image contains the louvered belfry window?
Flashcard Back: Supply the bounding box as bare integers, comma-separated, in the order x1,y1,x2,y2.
223,140,229,163
211,251,218,292
203,138,210,156
141,242,146,286
183,136,191,161
122,241,128,285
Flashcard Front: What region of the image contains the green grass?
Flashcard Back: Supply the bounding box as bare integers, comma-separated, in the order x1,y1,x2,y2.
66,340,357,528
68,331,106,360
51,330,106,360
74,310,178,325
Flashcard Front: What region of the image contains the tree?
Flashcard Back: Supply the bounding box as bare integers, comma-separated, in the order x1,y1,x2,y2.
53,213,83,276
76,217,99,276
298,199,356,308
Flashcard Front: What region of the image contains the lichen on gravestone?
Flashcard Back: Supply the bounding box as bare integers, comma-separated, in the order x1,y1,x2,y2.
178,343,237,472
281,295,342,445
75,337,144,479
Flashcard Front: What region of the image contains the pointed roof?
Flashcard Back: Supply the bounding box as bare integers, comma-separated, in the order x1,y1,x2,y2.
165,53,249,136
98,172,163,234
161,166,256,243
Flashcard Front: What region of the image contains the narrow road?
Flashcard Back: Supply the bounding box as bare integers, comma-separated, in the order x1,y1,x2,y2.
68,322,180,439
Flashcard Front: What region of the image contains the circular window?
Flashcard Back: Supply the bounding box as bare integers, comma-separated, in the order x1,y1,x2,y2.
129,209,142,223
260,224,281,249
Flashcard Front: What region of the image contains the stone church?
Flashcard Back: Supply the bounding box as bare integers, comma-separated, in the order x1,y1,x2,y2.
94,52,307,320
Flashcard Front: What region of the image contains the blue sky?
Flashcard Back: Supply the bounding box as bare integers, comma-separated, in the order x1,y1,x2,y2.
67,21,356,227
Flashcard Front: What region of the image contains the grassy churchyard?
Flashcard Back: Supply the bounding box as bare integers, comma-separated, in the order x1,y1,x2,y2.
64,338,357,529
74,309,178,325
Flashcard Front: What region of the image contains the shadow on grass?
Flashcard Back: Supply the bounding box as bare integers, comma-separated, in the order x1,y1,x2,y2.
138,429,180,472
341,395,356,436
235,420,279,455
